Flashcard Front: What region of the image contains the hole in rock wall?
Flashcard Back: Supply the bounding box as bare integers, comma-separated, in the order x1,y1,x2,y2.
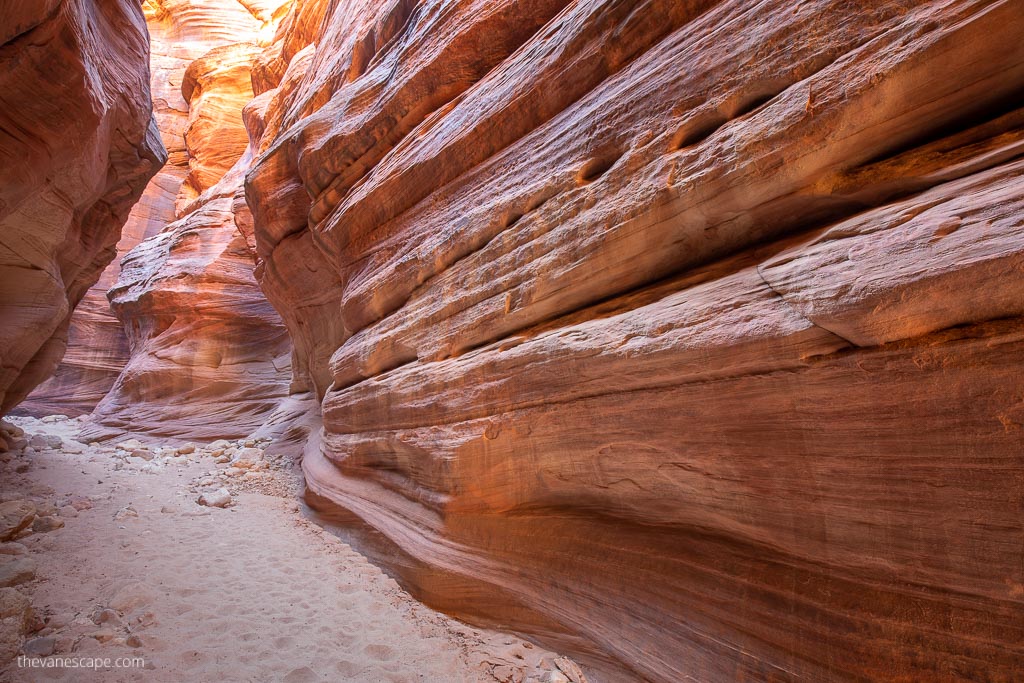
577,151,624,184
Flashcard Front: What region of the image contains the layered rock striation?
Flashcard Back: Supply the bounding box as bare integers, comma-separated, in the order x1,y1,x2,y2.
245,0,1024,680
19,0,289,423
79,0,293,441
0,0,164,414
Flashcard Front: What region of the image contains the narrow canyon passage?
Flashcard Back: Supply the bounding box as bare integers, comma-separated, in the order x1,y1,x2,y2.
2,0,1024,681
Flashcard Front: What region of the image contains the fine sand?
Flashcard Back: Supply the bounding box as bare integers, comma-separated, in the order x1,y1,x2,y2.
0,416,571,682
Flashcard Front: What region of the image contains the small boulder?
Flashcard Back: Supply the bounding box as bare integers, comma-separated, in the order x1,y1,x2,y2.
29,435,59,450
59,506,78,518
31,516,63,533
61,440,86,454
130,449,153,461
0,588,33,665
89,628,116,643
197,489,231,508
0,556,36,588
0,501,35,542
34,502,58,518
114,506,138,521
116,438,144,451
22,636,55,657
176,444,196,455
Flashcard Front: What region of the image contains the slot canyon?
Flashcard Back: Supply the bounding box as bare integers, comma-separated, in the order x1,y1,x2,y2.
1,0,1023,681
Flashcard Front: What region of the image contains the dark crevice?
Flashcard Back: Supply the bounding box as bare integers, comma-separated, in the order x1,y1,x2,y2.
577,151,623,184
856,91,1024,168
668,113,729,152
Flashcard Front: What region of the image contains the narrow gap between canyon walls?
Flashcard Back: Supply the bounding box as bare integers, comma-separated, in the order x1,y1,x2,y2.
2,1,1024,682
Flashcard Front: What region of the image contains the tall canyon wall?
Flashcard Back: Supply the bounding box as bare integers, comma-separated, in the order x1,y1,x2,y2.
72,0,294,441
0,0,164,414
244,0,1024,681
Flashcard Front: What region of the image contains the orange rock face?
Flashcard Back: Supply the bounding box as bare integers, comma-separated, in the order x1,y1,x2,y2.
0,0,165,415
244,0,1024,680
76,0,292,441
20,0,287,421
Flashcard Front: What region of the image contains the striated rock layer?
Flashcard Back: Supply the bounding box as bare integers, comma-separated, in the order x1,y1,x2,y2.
79,0,293,441
246,0,1024,680
18,0,286,420
0,0,164,414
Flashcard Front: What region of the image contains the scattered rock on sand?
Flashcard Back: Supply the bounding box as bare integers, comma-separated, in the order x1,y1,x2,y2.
59,505,78,518
28,434,62,450
0,588,34,665
22,635,55,657
541,672,570,683
197,489,232,508
0,555,37,588
131,449,154,461
32,516,64,533
0,544,27,556
114,506,139,521
177,444,196,455
0,501,35,541
61,440,87,454
553,658,587,683
89,627,116,643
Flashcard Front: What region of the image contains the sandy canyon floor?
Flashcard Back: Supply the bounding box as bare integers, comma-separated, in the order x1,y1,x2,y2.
0,416,579,683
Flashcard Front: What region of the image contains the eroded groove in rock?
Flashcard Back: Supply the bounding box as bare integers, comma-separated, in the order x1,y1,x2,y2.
0,0,165,415
238,0,1024,680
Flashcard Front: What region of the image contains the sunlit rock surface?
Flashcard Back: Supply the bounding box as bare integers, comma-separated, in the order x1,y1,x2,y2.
77,0,291,441
245,0,1024,680
0,0,164,415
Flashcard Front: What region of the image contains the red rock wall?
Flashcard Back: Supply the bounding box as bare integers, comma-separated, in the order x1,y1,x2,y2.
79,0,293,441
245,0,1024,680
17,0,285,419
0,0,165,415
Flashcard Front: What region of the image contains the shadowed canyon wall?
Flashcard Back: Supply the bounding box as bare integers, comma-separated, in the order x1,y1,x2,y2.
243,0,1024,680
0,0,164,414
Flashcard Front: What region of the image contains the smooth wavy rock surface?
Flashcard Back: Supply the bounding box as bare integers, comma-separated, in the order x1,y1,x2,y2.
77,0,292,441
0,0,164,415
245,0,1024,680
16,0,285,419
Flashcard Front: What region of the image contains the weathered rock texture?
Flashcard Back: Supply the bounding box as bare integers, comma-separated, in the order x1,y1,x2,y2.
0,0,164,414
245,0,1024,680
19,0,287,421
73,0,293,441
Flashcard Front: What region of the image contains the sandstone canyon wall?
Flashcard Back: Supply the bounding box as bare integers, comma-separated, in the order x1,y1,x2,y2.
74,0,295,441
6,0,1024,680
242,0,1024,680
0,0,164,415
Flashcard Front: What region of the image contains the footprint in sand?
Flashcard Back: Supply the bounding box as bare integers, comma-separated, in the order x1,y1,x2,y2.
282,666,319,683
363,643,396,661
